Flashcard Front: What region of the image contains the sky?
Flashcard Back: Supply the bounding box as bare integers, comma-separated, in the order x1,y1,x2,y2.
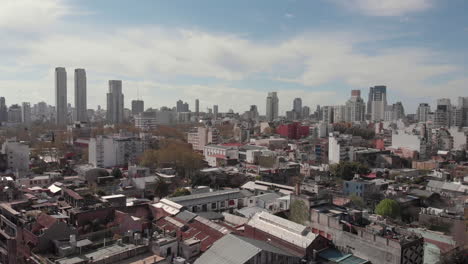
0,0,467,114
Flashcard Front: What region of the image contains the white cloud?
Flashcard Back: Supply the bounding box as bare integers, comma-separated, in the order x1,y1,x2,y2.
0,0,71,31
331,0,433,16
285,13,295,19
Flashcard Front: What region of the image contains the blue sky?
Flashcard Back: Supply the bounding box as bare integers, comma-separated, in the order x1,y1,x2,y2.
0,0,467,114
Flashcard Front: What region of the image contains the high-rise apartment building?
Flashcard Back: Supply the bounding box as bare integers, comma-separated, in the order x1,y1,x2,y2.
213,105,219,119
302,106,310,119
55,67,67,126
7,104,22,124
195,99,200,116
21,102,31,125
74,69,87,122
131,100,144,115
416,103,431,123
345,90,366,122
434,98,451,127
0,97,7,122
106,80,124,124
293,98,302,119
187,126,220,151
322,106,334,124
266,92,279,121
333,105,346,123
369,85,387,121
457,96,468,127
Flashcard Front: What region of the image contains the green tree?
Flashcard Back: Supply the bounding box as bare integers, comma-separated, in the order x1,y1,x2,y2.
154,180,170,199
330,161,370,181
349,194,365,209
375,199,400,219
289,199,310,225
171,188,191,197
111,168,122,178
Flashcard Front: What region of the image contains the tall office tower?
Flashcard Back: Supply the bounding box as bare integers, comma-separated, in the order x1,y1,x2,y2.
106,80,124,124
333,105,346,123
55,67,67,126
183,102,189,112
21,102,31,125
213,105,219,119
266,92,279,121
302,106,310,119
367,87,374,118
370,85,387,121
416,103,431,123
322,106,334,124
457,96,468,127
293,98,302,119
131,100,144,115
176,100,184,112
74,69,87,122
0,97,7,122
392,102,405,120
345,90,366,122
195,99,200,116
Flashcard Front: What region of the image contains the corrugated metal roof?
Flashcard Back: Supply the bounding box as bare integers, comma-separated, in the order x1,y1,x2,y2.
194,234,296,264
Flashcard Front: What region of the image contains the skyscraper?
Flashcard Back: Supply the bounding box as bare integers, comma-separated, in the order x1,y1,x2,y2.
369,85,387,121
74,68,87,122
106,80,124,124
293,98,302,119
131,100,144,115
266,92,279,121
0,97,7,122
213,105,219,119
21,102,31,125
195,99,200,116
55,67,67,126
345,90,366,122
302,106,310,119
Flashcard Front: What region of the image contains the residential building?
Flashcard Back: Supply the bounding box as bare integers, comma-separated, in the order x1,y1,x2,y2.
203,144,239,167
276,122,310,139
55,67,67,126
266,92,279,121
21,102,31,125
333,105,346,123
345,90,366,122
213,105,218,119
131,100,144,115
88,132,147,168
1,138,30,175
370,85,387,121
302,106,310,119
195,99,200,116
187,126,220,151
328,133,352,164
74,68,87,122
434,98,451,127
293,97,302,119
7,104,22,124
322,106,334,125
0,97,7,122
416,103,431,123
168,189,253,213
134,111,158,130
106,80,124,124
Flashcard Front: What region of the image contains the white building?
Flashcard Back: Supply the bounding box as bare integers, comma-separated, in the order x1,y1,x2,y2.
88,132,147,168
134,111,158,130
55,67,67,126
333,105,346,123
345,90,366,122
74,69,87,122
328,133,352,164
203,145,239,167
1,139,30,175
322,106,334,124
7,104,22,124
187,126,220,151
416,103,431,123
106,80,124,124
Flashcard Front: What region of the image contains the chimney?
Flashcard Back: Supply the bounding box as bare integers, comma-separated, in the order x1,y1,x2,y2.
295,183,301,196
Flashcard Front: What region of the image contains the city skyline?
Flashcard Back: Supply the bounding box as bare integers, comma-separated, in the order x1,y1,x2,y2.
1,0,468,113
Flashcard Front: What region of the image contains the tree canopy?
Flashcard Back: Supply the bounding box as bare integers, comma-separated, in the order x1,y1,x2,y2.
330,161,370,181
375,199,400,219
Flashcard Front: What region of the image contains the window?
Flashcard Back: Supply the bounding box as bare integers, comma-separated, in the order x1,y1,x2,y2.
211,203,217,209
220,201,225,208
